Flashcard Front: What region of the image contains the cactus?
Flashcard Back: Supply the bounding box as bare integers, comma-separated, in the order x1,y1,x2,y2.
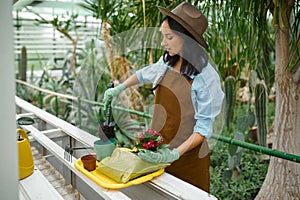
236,115,249,133
20,46,27,81
247,110,256,127
247,70,257,127
255,82,268,147
227,131,244,176
224,76,236,130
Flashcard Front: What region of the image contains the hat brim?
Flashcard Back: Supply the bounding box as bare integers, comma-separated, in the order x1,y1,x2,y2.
158,6,208,49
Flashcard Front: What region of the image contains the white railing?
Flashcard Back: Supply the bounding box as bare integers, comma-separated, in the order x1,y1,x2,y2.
16,96,217,200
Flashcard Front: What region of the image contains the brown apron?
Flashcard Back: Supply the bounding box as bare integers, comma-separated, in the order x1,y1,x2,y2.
151,69,210,192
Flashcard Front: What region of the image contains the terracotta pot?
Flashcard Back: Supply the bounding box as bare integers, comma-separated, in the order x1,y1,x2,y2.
81,154,96,171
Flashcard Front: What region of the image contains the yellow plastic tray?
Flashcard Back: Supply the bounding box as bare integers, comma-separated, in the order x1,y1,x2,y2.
74,158,165,189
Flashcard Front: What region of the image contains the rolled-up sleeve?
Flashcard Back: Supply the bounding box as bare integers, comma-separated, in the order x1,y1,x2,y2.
136,57,168,84
191,64,224,138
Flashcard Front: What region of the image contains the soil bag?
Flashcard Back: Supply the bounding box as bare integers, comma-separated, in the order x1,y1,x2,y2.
97,148,170,183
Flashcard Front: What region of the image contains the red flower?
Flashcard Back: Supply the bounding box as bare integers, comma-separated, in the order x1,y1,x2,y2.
147,129,154,135
135,128,168,151
139,133,145,140
142,143,147,149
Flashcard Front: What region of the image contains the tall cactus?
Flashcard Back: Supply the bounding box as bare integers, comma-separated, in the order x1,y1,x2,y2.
224,76,236,130
255,82,268,147
20,46,27,81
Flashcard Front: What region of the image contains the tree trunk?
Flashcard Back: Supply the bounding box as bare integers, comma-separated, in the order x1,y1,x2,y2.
255,1,300,199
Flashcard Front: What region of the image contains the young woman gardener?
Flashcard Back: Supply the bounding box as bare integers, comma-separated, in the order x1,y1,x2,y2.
103,2,224,192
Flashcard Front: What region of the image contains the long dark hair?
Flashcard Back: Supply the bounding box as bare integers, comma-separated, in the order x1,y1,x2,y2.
162,16,208,76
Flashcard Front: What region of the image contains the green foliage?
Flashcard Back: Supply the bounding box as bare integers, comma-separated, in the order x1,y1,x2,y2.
227,131,245,175
115,131,133,148
34,12,81,43
40,71,73,119
199,0,276,89
210,93,274,199
79,0,171,66
16,84,39,104
43,94,71,120
79,0,116,20
236,115,250,133
210,141,269,200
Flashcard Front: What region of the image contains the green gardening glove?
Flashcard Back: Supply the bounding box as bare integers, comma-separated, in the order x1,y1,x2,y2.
103,83,126,110
138,148,180,163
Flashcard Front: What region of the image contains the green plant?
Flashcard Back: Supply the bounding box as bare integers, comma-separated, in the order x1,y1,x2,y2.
255,82,268,147
210,141,269,200
224,76,236,130
34,60,74,119
227,131,244,175
19,46,27,81
16,83,39,104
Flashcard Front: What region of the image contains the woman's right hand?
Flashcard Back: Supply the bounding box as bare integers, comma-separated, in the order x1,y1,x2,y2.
103,83,126,110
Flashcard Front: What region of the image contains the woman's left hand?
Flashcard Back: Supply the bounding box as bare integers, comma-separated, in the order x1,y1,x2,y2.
138,148,179,163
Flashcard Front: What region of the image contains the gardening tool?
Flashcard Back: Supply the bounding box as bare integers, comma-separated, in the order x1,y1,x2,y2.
17,128,34,180
64,145,93,162
99,81,115,142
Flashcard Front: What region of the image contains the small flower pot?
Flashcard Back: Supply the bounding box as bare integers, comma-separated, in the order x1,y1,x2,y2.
81,154,96,171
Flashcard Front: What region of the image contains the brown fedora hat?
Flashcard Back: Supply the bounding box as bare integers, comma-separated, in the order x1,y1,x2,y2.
158,2,208,49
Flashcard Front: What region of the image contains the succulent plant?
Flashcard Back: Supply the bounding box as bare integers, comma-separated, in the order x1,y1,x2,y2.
255,82,268,147
224,76,236,130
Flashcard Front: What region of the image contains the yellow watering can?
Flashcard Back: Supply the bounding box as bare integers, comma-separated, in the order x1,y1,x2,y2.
17,128,34,180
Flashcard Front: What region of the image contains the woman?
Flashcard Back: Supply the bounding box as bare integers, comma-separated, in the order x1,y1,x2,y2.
103,2,224,192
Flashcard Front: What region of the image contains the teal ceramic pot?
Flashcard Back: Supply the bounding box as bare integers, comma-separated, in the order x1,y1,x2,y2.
94,139,116,161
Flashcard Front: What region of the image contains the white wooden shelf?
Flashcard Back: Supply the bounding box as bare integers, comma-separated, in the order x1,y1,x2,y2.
19,166,64,200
